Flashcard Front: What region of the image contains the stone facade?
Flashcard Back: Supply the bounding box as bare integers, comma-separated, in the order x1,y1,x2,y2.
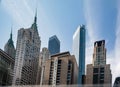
0,49,15,86
86,64,112,85
36,47,50,85
43,52,78,86
86,40,112,86
12,15,41,85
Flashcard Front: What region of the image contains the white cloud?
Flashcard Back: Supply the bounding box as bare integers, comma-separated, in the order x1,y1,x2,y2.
112,0,120,83
104,0,120,84
83,0,98,77
83,0,117,84
83,0,101,68
2,0,34,28
83,0,102,42
1,0,61,50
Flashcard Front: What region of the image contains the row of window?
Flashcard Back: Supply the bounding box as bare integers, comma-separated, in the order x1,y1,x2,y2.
67,61,72,84
93,67,105,84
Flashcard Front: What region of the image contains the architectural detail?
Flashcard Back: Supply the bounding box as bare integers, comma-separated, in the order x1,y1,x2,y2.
86,40,112,86
4,29,16,58
12,14,41,85
93,40,106,66
0,49,15,86
73,25,86,84
48,35,60,55
43,51,78,86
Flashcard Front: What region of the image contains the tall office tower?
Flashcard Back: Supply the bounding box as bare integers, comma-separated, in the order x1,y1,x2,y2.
43,52,78,86
73,25,86,84
48,35,60,55
93,40,106,66
0,49,15,86
86,40,112,86
4,29,16,58
12,13,41,85
113,77,120,87
36,47,50,85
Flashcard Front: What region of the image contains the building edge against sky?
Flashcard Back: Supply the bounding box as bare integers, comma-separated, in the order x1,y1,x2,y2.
48,35,60,55
42,51,78,85
12,13,41,85
4,29,16,59
86,40,112,86
73,25,86,84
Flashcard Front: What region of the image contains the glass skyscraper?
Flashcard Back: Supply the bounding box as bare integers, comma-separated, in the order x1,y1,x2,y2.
73,25,86,84
48,35,60,55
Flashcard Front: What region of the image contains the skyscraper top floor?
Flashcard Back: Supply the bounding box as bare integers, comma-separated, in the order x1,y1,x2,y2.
49,35,60,45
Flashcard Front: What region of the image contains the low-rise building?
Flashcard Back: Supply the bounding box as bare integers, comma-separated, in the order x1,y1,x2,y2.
43,51,78,86
0,49,15,86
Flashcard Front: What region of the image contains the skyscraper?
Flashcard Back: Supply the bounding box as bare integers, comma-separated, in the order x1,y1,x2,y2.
93,40,106,66
48,35,60,55
73,25,86,84
12,13,41,85
86,40,112,86
4,29,16,58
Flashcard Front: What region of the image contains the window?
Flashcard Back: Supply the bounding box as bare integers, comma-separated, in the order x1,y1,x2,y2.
58,60,61,64
93,74,98,84
93,68,98,73
100,79,104,84
98,48,101,52
56,80,60,85
100,67,104,73
67,80,71,84
51,61,54,66
100,75,104,79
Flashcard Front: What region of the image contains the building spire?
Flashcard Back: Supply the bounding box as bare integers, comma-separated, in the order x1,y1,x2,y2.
10,27,12,40
31,8,38,30
4,27,16,58
34,8,37,23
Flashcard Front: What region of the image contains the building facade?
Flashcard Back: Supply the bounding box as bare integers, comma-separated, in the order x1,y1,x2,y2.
73,25,86,84
48,35,60,55
36,47,50,85
4,30,16,58
0,49,15,86
43,52,78,86
86,40,112,86
12,14,41,85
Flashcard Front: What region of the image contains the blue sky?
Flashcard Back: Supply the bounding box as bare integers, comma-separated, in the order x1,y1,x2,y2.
0,0,120,83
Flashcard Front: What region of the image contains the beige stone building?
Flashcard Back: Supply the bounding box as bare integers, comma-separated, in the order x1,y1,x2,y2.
42,51,78,86
86,40,112,86
36,47,50,85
